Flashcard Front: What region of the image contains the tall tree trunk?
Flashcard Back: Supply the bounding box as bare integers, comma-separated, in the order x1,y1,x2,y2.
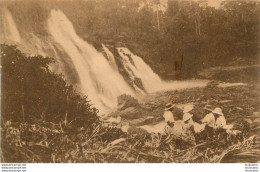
22,105,25,122
156,6,160,31
198,17,201,35
65,95,68,126
195,20,198,35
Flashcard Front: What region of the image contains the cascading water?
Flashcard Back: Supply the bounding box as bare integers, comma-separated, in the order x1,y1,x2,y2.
0,8,76,84
118,47,208,93
47,10,134,113
1,7,207,115
118,47,163,92
102,44,119,72
1,8,21,43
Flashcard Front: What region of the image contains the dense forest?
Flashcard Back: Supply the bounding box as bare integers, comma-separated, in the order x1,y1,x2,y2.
4,0,260,79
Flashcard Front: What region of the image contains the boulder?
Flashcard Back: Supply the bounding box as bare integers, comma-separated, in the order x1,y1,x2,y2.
120,106,135,113
117,94,139,111
119,107,144,119
127,126,148,136
106,107,141,120
105,116,122,124
133,77,146,92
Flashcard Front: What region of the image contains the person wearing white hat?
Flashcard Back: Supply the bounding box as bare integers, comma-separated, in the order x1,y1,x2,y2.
212,107,228,143
165,105,197,147
212,107,226,129
163,103,175,127
183,113,194,125
201,105,215,130
202,105,214,126
204,105,213,113
182,112,196,145
183,105,194,113
182,105,194,127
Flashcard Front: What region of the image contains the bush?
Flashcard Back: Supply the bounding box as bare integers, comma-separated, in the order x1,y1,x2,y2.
1,44,99,128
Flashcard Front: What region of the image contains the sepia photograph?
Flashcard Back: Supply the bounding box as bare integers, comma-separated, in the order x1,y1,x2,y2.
0,0,260,165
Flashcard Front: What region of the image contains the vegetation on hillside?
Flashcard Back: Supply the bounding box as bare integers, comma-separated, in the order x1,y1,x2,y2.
1,44,99,126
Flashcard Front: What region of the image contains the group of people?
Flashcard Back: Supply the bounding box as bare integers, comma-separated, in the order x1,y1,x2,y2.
163,103,230,145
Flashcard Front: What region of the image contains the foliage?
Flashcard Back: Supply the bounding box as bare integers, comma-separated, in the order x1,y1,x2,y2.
1,44,99,127
2,119,259,163
60,0,260,79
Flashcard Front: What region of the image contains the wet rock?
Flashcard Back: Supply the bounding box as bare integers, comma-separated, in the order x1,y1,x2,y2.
105,111,119,118
138,116,160,126
117,94,139,111
133,77,146,92
119,107,145,119
127,126,148,136
105,116,121,124
142,101,162,111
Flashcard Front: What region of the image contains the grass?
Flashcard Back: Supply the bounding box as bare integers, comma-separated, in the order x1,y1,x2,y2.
1,117,259,163
1,75,260,163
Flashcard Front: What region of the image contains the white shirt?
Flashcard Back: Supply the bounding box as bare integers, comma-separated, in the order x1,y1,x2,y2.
163,110,175,123
193,122,206,133
215,116,226,129
201,113,215,128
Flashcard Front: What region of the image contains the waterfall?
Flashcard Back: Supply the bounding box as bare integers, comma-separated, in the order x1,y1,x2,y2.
118,47,162,92
1,8,21,43
102,44,119,72
118,47,208,92
47,10,134,113
1,8,208,114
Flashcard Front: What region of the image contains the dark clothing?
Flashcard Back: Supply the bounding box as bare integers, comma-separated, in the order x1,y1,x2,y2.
171,107,183,120
195,125,214,142
205,125,214,136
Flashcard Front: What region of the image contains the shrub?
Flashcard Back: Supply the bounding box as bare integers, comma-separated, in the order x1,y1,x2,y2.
1,44,99,128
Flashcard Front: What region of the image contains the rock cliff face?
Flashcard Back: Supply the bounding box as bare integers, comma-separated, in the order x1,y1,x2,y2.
109,94,148,120
117,94,139,111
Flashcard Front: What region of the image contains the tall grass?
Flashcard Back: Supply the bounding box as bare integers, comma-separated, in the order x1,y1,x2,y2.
2,120,259,163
